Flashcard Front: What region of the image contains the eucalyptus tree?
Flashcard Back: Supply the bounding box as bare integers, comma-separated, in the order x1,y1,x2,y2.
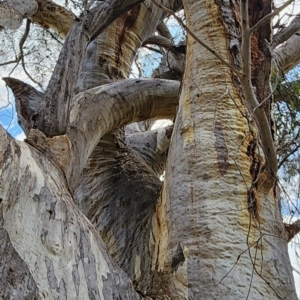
0,0,300,299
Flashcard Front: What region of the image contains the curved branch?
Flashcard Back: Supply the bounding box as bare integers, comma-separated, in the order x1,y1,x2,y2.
144,35,173,49
143,35,186,55
27,79,179,190
0,0,74,37
68,79,179,184
38,0,144,136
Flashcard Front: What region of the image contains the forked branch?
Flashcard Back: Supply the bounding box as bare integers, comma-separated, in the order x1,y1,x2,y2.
26,79,179,190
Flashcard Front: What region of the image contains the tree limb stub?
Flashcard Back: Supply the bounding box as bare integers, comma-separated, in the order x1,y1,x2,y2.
2,77,43,136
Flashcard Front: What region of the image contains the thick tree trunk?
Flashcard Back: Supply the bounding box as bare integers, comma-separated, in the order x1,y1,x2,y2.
0,126,141,299
147,0,298,299
1,0,299,299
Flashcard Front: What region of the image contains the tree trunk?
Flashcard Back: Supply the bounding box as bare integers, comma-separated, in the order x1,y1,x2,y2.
146,0,297,298
0,0,299,299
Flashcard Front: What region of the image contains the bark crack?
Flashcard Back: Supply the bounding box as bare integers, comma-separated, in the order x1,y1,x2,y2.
214,121,229,176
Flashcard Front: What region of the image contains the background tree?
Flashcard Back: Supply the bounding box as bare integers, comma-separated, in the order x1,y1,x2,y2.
0,0,300,299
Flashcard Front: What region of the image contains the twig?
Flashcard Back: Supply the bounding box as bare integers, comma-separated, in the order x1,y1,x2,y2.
0,59,18,67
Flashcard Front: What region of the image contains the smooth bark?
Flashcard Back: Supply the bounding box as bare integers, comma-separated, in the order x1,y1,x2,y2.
146,0,297,298
0,125,141,300
1,0,299,299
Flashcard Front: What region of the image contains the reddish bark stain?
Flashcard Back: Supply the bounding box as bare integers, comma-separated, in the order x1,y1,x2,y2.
114,5,141,78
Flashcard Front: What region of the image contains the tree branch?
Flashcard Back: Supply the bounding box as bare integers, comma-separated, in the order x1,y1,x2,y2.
38,0,144,137
126,125,173,176
30,0,74,37
74,131,162,290
26,79,177,191
157,21,172,39
143,35,173,49
274,32,300,73
272,14,300,49
249,0,295,34
240,0,278,177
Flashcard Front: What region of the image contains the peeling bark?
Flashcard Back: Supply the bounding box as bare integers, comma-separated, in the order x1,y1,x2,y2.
146,0,297,298
74,135,161,292
0,125,142,300
0,229,40,300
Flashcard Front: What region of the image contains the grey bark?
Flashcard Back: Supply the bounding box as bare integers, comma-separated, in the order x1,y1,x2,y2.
0,126,142,300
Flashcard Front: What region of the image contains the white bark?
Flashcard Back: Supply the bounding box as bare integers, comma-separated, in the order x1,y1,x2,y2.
0,125,141,299
0,3,22,29
274,32,300,73
1,0,298,298
147,0,298,298
24,78,179,191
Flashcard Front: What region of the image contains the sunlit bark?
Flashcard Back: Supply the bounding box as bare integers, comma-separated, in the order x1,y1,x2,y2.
148,0,297,298
0,126,141,300
1,0,299,299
